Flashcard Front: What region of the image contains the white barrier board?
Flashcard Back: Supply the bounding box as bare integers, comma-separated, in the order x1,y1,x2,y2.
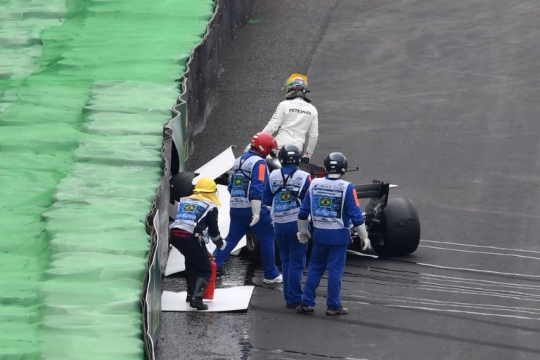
192,146,236,184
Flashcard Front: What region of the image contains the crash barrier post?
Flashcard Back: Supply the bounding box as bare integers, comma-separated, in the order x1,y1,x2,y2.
142,211,163,360
142,0,255,358
142,127,172,360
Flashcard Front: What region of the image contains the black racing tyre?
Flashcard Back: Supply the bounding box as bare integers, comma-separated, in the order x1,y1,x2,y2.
214,172,230,186
243,233,283,268
170,172,196,202
372,197,420,257
244,231,261,265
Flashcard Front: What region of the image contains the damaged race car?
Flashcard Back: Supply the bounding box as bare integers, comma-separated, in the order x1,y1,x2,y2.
168,146,420,271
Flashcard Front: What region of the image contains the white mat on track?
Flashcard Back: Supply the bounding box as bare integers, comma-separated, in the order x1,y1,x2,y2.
161,286,255,312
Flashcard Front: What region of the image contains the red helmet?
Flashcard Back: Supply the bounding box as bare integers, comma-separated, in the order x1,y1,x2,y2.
250,132,278,157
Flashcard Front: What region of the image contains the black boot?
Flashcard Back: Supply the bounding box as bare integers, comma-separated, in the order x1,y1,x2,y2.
185,267,196,303
189,278,209,310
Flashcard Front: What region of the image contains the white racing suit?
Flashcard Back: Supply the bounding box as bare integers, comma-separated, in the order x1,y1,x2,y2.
262,97,319,158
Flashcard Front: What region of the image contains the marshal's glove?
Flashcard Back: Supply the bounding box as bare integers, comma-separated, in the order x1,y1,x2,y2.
249,200,262,227
212,235,227,251
354,223,371,251
297,219,311,244
301,157,310,164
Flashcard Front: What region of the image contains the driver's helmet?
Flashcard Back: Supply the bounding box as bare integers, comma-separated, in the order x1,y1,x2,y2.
278,144,301,166
251,132,278,157
193,177,217,193
324,152,348,178
284,73,308,97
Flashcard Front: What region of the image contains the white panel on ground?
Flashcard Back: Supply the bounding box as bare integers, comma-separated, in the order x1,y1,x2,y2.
215,184,246,255
161,286,255,312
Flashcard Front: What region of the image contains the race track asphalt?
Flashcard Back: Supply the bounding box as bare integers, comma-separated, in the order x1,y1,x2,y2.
158,0,540,359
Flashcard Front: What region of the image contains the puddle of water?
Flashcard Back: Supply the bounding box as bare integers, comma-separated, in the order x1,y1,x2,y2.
158,255,255,360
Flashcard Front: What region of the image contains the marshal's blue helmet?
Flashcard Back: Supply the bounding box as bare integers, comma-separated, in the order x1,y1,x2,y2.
278,144,301,166
324,152,348,178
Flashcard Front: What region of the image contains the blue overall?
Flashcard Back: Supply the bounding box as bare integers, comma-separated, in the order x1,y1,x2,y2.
263,164,311,305
214,150,280,280
298,177,364,308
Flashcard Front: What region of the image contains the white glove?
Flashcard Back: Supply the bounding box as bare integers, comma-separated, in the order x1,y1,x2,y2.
361,238,372,252
249,200,262,227
297,219,311,244
355,223,371,251
211,235,227,250
218,239,227,250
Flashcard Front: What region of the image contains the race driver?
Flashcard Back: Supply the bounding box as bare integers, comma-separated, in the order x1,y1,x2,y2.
261,73,319,164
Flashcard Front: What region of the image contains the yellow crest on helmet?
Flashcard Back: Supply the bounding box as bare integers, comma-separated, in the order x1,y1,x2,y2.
285,73,309,88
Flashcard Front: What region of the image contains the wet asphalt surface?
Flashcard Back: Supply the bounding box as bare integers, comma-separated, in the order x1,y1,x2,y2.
157,0,540,359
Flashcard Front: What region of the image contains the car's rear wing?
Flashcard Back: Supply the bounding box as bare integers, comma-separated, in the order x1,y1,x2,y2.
355,180,396,214
355,181,389,199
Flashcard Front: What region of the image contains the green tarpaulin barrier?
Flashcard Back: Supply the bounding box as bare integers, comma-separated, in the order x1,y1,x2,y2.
0,0,214,358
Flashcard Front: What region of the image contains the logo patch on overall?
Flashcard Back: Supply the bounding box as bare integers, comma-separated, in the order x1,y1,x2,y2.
319,197,332,207
280,192,291,201
184,204,196,212
234,178,243,186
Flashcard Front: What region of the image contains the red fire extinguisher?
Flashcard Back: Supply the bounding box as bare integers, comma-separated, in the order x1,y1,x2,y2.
203,255,217,300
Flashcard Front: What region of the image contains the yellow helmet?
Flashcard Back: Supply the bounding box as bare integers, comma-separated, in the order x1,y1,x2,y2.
193,177,217,193
284,73,308,94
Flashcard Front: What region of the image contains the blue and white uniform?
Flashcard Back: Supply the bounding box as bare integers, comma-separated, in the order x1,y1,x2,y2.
170,197,218,235
169,197,220,283
263,165,311,306
214,150,280,280
298,176,364,308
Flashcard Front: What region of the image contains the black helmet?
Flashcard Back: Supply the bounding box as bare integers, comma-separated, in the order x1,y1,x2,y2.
278,144,301,166
324,152,348,177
